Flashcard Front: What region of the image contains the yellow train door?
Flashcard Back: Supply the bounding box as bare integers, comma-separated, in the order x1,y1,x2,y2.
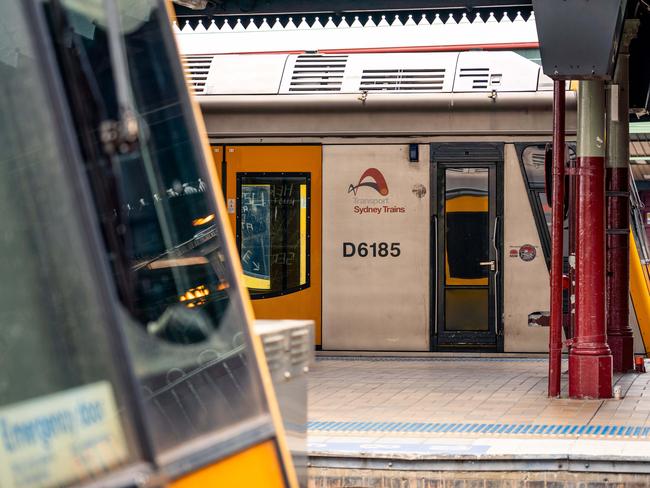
215,145,323,346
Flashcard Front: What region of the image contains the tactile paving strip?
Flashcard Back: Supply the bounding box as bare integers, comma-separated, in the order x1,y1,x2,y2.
308,420,650,438
316,356,548,362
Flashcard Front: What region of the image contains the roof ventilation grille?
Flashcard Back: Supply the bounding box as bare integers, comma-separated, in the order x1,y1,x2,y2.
288,54,348,92
182,55,213,94
459,67,493,90
359,68,446,92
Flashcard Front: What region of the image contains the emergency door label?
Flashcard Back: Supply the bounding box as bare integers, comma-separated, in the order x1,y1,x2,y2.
0,381,129,488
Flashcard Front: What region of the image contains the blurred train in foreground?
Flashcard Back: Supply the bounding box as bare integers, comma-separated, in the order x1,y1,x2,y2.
184,50,650,353
1,1,298,487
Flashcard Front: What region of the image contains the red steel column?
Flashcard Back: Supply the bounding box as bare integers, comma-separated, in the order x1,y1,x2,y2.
548,80,565,398
569,80,613,399
606,49,634,372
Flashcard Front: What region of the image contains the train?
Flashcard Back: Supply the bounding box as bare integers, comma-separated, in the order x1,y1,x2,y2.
0,1,298,487
184,49,650,353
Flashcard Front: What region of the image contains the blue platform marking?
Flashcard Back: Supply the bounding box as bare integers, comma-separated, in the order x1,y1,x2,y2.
317,356,548,363
308,420,650,438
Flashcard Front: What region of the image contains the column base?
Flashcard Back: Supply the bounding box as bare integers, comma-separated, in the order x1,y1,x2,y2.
568,353,613,399
609,334,635,373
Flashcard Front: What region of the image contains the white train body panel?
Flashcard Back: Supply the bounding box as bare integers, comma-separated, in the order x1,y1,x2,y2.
322,145,430,351
503,144,550,352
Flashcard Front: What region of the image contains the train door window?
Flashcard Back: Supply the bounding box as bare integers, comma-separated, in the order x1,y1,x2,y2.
444,168,490,332
237,173,310,298
0,4,142,484
43,0,270,466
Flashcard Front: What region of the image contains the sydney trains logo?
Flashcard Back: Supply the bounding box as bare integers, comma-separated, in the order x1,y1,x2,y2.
347,168,389,196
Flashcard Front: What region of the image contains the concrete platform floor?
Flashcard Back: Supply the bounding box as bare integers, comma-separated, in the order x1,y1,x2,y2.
307,356,650,483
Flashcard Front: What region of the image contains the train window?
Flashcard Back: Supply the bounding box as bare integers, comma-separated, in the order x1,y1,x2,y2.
237,173,310,298
43,0,267,462
521,146,546,186
445,289,489,331
513,48,542,65
519,144,574,265
0,3,142,485
443,168,490,332
444,168,490,285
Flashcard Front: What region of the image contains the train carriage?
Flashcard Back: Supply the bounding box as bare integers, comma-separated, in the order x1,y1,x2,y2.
184,47,650,354
0,1,300,487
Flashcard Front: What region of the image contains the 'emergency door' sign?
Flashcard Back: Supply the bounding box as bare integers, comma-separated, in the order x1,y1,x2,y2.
0,381,129,488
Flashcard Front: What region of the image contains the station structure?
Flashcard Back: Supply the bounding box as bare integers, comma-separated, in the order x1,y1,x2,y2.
174,2,650,398
173,1,650,483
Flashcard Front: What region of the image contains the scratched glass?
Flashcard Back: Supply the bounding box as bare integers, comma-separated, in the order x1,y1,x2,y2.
43,0,266,457
0,1,141,485
240,184,272,289
238,174,310,297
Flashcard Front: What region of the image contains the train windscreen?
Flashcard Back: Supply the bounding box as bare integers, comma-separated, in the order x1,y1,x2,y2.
43,0,268,458
0,2,143,485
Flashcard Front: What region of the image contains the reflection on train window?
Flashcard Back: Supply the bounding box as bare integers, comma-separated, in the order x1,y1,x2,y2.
45,0,266,457
521,146,547,186
445,290,489,331
0,3,142,482
444,168,489,286
538,191,552,235
520,145,573,263
238,173,310,298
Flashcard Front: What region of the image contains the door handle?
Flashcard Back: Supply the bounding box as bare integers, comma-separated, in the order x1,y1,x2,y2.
480,260,496,271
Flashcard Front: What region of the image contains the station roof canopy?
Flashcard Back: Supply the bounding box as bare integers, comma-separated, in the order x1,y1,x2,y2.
173,1,533,17
174,9,539,55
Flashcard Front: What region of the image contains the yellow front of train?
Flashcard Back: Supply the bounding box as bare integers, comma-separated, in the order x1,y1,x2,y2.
0,0,297,487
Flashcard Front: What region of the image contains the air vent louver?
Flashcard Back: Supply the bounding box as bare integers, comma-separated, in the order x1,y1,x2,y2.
288,54,348,92
182,55,213,94
459,67,492,90
360,68,446,92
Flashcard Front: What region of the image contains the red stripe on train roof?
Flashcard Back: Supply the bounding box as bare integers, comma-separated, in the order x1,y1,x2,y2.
194,42,539,56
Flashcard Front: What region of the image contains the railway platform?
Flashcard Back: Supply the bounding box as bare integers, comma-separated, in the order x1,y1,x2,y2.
307,356,650,487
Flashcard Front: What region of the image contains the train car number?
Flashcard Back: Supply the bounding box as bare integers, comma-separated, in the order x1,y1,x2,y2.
343,242,401,257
